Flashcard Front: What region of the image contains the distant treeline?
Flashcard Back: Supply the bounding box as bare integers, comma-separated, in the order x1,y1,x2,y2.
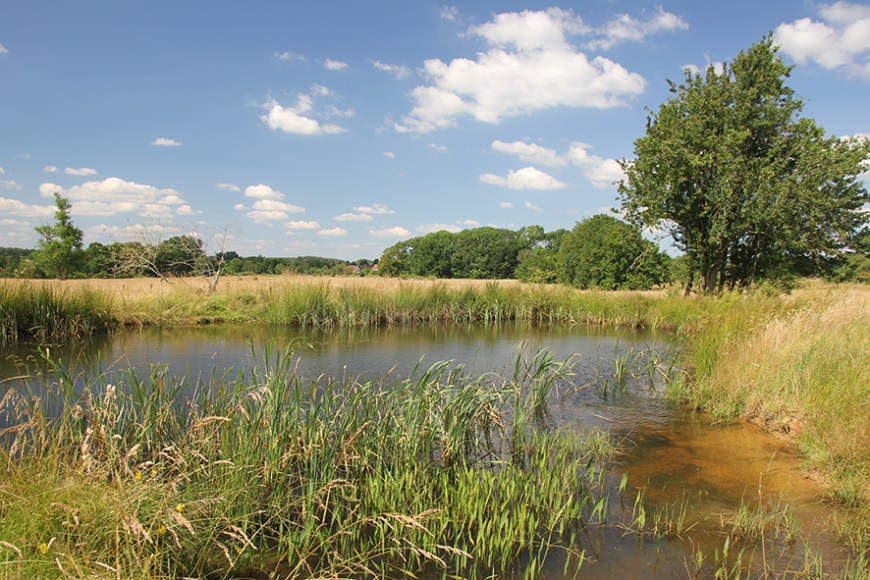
380,217,673,290
0,243,375,280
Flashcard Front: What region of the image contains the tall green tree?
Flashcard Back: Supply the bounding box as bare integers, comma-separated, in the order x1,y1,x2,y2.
34,192,84,279
618,36,870,293
558,215,667,290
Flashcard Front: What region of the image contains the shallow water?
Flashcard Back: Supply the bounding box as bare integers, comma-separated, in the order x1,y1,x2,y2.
0,322,849,577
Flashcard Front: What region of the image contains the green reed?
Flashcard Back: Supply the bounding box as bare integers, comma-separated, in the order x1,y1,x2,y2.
0,282,116,345
0,345,614,579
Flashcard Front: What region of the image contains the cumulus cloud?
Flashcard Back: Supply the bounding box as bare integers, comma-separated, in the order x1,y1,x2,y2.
251,199,305,213
395,8,658,132
373,60,412,79
567,142,625,187
17,153,30,159
370,226,412,237
354,203,396,214
0,168,4,174
175,205,200,216
260,94,348,136
0,218,30,227
0,197,58,218
492,140,567,167
427,144,447,153
318,227,348,236
0,44,8,55
1,180,24,191
525,201,543,212
334,213,374,222
38,177,188,216
324,58,348,70
458,219,480,226
216,183,240,191
416,223,461,233
284,220,320,229
66,167,98,176
43,166,57,173
585,7,689,51
383,151,395,159
244,184,284,200
479,167,568,190
775,2,870,78
499,201,514,208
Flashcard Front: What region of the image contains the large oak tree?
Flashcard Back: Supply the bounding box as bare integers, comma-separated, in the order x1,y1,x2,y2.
618,36,870,293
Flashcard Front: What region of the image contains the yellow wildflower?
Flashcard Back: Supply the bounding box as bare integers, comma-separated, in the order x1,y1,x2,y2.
38,542,48,555
175,504,184,513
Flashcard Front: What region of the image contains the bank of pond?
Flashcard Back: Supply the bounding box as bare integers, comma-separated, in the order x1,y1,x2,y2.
1,279,870,578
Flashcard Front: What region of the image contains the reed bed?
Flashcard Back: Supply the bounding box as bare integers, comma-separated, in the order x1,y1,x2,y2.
0,281,115,345
0,346,614,579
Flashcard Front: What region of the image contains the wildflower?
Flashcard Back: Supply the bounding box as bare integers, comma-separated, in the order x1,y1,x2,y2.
157,525,167,536
134,471,143,481
175,504,184,513
38,542,48,555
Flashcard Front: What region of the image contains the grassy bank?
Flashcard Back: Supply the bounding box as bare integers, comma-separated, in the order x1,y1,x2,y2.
673,287,870,504
0,347,614,579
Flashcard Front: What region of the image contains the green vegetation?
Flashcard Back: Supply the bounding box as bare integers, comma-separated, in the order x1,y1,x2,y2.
619,35,870,293
0,282,115,345
33,193,85,280
558,214,669,290
0,347,614,579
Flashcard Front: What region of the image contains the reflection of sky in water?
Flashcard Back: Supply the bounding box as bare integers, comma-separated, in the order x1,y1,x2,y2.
1,323,846,578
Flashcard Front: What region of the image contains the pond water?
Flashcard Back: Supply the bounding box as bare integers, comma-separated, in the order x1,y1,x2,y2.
0,322,849,577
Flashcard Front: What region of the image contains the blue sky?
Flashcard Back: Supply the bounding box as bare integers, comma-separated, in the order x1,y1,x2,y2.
2,1,869,260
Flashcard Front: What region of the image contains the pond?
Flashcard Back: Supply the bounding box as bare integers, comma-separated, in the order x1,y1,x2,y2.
0,322,849,578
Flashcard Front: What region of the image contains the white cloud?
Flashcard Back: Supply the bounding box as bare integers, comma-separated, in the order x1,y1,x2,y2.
252,199,304,213
395,8,650,132
0,44,8,55
65,167,98,176
325,58,348,71
585,7,689,51
152,137,182,146
775,2,870,78
0,218,30,227
416,223,461,233
373,60,412,79
324,104,355,118
0,197,56,218
260,95,348,136
38,177,188,216
492,140,567,167
311,84,332,97
175,205,200,216
274,51,304,61
354,203,396,214
499,201,514,208
426,143,448,153
0,167,4,174
458,219,480,226
1,180,24,191
244,184,284,200
370,226,412,237
318,227,348,236
440,6,459,21
216,183,240,191
43,166,57,173
525,201,543,212
284,220,320,229
567,142,625,187
17,153,30,159
383,151,395,159
234,203,248,210
479,167,568,190
334,213,374,222
245,211,287,224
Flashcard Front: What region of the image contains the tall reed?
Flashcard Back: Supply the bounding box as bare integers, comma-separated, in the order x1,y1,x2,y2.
0,281,115,345
0,345,613,579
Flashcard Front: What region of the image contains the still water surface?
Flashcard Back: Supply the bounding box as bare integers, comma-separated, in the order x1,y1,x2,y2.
1,322,847,577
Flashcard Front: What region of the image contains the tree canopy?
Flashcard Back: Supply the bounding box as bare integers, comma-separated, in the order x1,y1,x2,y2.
558,215,668,290
618,35,870,293
34,192,84,279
